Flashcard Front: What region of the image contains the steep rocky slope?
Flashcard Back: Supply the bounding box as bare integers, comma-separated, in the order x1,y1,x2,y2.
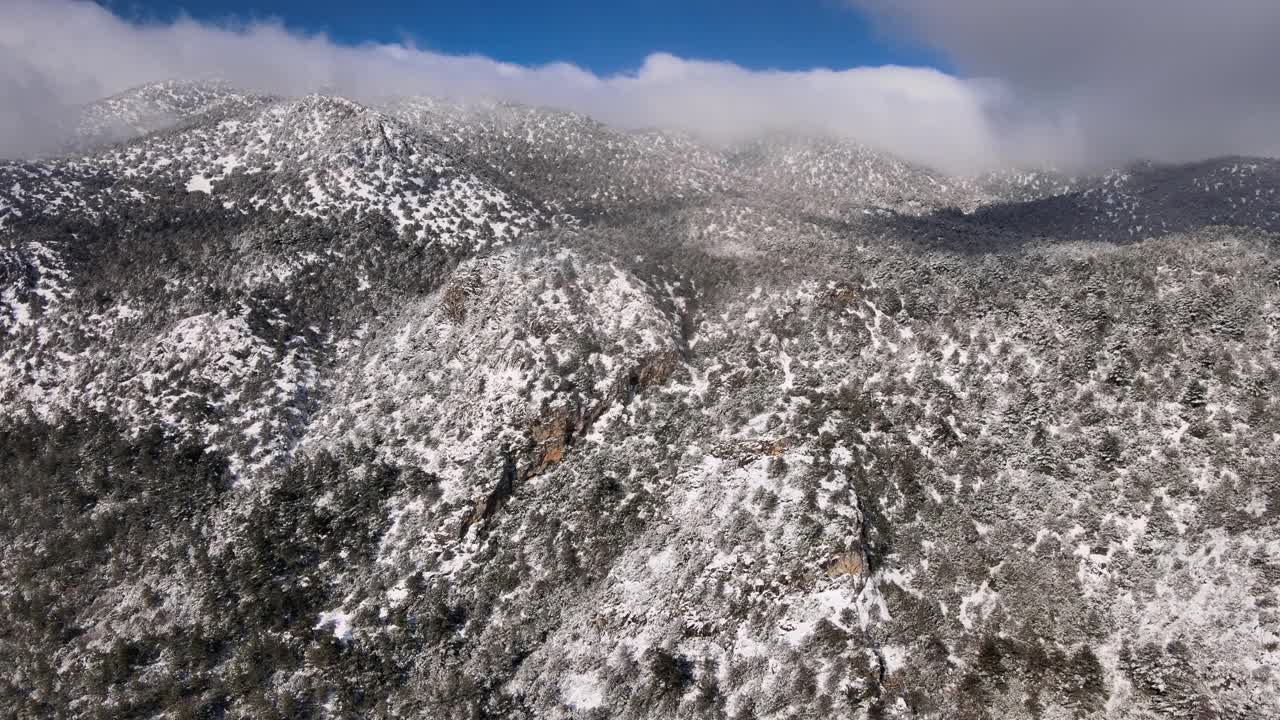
1,83,1278,720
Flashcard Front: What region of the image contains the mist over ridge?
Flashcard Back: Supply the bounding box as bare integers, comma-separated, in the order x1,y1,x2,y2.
5,0,1280,174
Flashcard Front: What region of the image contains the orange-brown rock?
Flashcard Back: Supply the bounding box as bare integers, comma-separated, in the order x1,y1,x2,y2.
628,350,681,392
824,551,864,579
528,404,587,476
826,285,860,306
708,437,790,464
461,351,683,537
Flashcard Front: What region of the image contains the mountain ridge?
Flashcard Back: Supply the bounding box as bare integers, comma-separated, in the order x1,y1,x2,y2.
1,81,1278,720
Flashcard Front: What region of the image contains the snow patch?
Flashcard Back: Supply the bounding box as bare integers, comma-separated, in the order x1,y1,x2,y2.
186,174,213,194
561,671,605,710
316,610,353,641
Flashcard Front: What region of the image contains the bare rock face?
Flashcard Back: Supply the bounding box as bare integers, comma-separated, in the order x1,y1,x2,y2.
529,405,577,469
2,83,1280,720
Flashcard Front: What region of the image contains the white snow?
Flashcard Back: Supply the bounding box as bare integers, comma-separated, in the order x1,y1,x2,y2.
186,174,213,194
561,671,605,710
315,610,354,641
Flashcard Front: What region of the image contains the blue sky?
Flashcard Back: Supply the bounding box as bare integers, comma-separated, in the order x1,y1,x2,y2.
9,1,1280,169
102,0,943,75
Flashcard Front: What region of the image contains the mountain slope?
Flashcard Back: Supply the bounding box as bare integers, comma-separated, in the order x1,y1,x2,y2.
72,80,270,151
1,84,1278,720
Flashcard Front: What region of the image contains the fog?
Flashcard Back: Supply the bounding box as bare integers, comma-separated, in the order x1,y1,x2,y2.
853,0,1280,166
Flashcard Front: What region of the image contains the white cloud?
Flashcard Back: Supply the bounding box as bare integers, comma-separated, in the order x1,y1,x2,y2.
853,0,1280,165
5,0,1275,172
0,0,1013,172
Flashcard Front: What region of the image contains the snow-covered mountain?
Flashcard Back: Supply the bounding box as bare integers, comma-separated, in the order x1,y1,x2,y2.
2,82,1278,720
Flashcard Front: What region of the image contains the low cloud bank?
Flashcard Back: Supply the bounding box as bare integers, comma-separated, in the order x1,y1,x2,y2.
1,0,1274,173
854,0,1280,167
